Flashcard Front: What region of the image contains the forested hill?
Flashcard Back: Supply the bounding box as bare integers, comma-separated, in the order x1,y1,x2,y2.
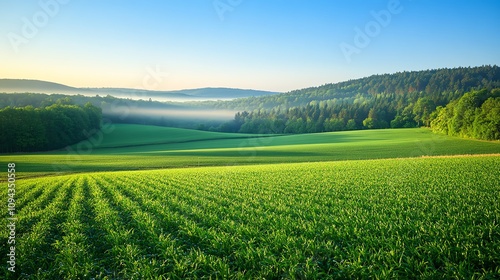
212,66,500,137
206,65,500,111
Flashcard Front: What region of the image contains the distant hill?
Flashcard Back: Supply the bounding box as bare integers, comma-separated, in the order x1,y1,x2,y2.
0,79,279,101
85,87,279,101
0,79,81,94
165,88,279,99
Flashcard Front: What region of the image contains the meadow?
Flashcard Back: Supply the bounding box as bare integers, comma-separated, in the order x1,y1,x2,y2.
1,125,499,278
1,124,500,178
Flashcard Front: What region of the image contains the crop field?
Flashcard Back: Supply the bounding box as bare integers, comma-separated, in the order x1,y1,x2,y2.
2,155,499,279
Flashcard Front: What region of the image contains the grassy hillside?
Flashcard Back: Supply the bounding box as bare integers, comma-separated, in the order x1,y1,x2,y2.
79,124,271,149
2,124,499,178
68,124,500,154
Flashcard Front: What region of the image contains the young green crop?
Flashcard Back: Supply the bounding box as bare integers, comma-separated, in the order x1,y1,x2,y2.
1,155,499,279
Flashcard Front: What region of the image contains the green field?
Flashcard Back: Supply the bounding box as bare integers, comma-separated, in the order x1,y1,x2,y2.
1,156,499,279
1,124,500,178
1,125,500,278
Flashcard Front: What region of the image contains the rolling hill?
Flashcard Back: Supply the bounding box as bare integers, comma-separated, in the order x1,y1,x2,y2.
0,79,80,94
3,124,499,178
0,79,279,101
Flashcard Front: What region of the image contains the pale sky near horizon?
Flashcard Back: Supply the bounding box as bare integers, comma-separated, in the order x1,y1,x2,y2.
1,0,499,92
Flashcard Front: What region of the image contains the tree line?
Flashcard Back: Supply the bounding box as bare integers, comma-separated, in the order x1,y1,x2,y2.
215,92,432,134
431,89,500,140
0,100,101,153
213,88,500,141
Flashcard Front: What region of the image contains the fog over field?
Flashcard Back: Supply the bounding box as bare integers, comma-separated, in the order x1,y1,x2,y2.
105,106,237,120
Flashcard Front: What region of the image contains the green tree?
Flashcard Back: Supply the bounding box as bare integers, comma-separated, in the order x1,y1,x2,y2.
324,118,345,131
430,89,500,140
413,97,436,127
346,119,357,130
473,97,500,140
362,118,375,129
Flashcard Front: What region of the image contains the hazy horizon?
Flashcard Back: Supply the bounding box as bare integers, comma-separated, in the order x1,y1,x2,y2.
1,0,499,92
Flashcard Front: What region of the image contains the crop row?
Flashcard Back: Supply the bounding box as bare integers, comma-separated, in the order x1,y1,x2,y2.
1,156,499,279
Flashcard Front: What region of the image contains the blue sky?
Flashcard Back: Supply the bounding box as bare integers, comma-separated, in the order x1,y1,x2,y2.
1,0,499,92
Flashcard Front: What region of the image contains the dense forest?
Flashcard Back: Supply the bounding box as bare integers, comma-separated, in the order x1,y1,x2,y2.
0,100,101,153
212,66,500,138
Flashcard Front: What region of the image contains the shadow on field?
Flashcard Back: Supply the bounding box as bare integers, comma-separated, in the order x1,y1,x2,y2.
166,150,319,158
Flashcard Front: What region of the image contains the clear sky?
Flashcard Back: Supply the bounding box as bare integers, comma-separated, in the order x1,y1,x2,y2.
1,0,499,92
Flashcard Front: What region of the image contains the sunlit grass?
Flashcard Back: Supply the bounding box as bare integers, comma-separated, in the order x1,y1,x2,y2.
1,126,499,178
1,156,499,278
